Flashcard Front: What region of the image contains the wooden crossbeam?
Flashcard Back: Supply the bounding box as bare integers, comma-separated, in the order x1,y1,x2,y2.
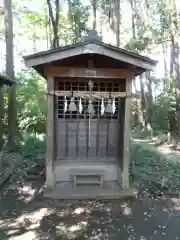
48,90,132,99
46,67,133,79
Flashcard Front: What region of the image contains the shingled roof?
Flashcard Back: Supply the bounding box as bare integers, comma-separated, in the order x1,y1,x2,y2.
24,30,157,73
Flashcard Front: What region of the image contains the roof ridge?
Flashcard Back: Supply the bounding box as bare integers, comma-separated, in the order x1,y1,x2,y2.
24,40,157,65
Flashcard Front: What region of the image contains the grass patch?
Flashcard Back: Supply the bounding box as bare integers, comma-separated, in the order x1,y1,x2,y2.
0,134,46,182
131,140,180,196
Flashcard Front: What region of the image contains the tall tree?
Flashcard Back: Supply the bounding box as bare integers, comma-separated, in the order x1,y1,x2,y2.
129,0,146,129
47,0,60,48
100,0,121,46
170,0,180,135
92,0,97,30
67,0,90,43
4,0,16,150
114,0,120,46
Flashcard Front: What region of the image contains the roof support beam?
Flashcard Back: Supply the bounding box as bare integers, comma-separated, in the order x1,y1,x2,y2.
46,67,133,79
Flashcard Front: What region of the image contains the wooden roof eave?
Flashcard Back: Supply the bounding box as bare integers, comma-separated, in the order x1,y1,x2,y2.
23,41,157,73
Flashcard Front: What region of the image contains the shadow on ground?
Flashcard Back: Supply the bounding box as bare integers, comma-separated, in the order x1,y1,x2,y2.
0,178,180,240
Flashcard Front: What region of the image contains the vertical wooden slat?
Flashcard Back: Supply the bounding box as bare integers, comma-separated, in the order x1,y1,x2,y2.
53,85,57,163
0,85,3,152
96,101,99,156
122,78,132,189
46,76,55,190
66,120,69,157
86,117,89,157
105,83,109,156
70,82,72,119
118,84,122,162
76,83,79,158
64,82,68,157
117,98,120,160
78,120,86,157
96,82,100,156
57,120,66,159
63,82,65,119
106,118,109,156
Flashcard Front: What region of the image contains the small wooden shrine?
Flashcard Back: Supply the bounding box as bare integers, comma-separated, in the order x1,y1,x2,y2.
24,31,157,199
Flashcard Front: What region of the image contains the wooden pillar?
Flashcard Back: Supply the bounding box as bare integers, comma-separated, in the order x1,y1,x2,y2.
122,79,132,189
0,84,3,162
46,76,56,190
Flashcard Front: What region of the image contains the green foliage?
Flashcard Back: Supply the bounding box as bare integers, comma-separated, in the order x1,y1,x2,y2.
125,37,151,52
67,0,90,43
1,69,46,158
20,133,45,159
16,70,46,134
131,140,180,195
151,92,174,131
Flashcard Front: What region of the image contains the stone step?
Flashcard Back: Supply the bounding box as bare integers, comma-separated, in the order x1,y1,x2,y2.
73,174,104,188
75,180,101,185
44,186,138,200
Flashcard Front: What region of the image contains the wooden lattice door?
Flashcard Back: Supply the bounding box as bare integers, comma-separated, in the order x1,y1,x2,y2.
56,79,123,161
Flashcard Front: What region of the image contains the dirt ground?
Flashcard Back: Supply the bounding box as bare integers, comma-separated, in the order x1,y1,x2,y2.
0,178,180,240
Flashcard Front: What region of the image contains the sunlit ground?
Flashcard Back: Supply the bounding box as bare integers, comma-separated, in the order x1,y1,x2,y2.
156,143,180,156
134,137,180,156
0,178,180,240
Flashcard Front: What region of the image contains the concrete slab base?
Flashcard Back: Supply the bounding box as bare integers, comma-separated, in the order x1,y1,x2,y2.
43,184,138,200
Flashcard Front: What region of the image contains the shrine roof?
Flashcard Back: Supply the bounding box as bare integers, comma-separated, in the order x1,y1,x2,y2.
24,30,157,73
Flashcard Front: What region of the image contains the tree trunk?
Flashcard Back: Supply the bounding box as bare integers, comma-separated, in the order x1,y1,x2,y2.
162,42,168,90
170,0,180,139
173,35,180,137
130,0,145,130
114,0,120,47
145,71,153,136
140,74,147,128
67,0,77,43
4,0,17,151
162,42,167,75
47,0,59,48
170,42,174,78
131,1,136,39
92,0,97,30
33,21,37,53
55,0,59,44
133,78,144,129
45,14,50,49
